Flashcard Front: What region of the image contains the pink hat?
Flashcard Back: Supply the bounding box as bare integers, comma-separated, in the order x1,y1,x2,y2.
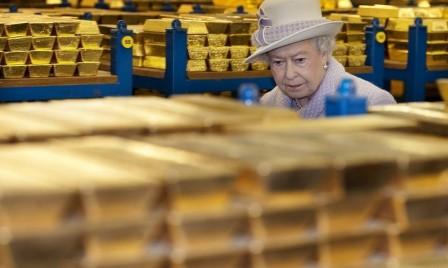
244,0,343,63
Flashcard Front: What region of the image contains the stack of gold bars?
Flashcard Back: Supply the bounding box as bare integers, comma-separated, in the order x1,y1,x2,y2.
0,95,447,268
329,14,367,67
0,14,104,79
386,17,448,64
131,15,269,72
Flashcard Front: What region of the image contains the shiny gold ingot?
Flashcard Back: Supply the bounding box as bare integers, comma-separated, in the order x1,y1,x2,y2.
53,63,77,77
29,50,53,64
187,35,207,47
333,44,348,56
208,59,229,72
347,43,366,56
251,61,269,71
57,36,81,50
133,56,143,67
336,32,346,43
54,21,80,36
79,48,103,62
230,46,249,59
29,22,54,37
4,51,29,65
347,55,366,67
80,34,104,48
133,43,144,57
187,59,207,72
207,34,228,47
228,34,250,46
228,22,251,34
32,36,56,50
2,65,27,78
142,32,165,44
4,22,28,37
230,59,249,72
188,47,208,60
143,56,165,69
76,20,100,35
0,37,7,51
209,46,229,59
0,23,4,36
144,43,165,57
54,50,79,63
205,21,229,34
77,62,100,76
346,33,364,43
28,64,52,78
8,37,32,51
334,55,348,67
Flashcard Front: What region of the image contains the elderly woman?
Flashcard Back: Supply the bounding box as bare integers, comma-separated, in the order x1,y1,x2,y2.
244,0,396,118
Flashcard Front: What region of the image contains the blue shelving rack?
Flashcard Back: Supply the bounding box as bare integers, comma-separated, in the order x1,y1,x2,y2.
383,17,448,102
132,18,386,97
0,20,133,102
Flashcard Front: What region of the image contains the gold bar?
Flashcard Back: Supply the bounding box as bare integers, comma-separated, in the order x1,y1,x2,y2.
4,51,29,65
133,56,143,67
250,61,269,71
2,65,27,78
142,32,165,44
144,43,165,57
54,21,80,36
208,59,229,72
187,59,207,72
187,35,207,47
54,50,79,63
76,20,100,35
228,34,250,46
79,48,103,62
80,34,104,48
32,36,56,50
133,43,144,57
29,50,53,64
229,46,249,59
347,44,366,56
29,22,54,37
347,55,366,67
188,46,208,60
28,64,52,78
143,56,165,69
207,34,228,47
4,22,29,38
53,63,77,77
230,59,249,72
0,23,4,36
209,46,229,59
228,21,251,34
56,36,81,50
7,37,32,51
77,62,100,76
334,55,348,67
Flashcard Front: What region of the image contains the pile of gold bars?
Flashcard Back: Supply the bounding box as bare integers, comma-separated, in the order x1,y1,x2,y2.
0,14,103,79
329,14,367,67
134,14,269,72
386,17,448,64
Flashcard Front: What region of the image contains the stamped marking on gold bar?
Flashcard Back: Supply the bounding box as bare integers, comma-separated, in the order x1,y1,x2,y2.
29,22,54,37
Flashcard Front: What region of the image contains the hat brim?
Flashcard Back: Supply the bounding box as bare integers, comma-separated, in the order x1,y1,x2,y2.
244,21,343,63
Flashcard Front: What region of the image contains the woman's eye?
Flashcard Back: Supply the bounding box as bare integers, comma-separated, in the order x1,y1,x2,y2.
294,58,305,64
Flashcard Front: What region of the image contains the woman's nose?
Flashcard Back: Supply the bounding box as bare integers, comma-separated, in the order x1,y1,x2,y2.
284,61,297,80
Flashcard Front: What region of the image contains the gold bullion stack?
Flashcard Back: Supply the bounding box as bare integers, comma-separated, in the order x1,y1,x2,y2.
329,14,367,68
141,16,269,72
386,17,448,64
0,14,103,79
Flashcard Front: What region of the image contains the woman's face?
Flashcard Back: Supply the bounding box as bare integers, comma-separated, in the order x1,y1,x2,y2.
267,38,327,104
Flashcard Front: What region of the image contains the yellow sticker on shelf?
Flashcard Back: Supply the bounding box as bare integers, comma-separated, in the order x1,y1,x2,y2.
121,36,133,48
375,32,386,43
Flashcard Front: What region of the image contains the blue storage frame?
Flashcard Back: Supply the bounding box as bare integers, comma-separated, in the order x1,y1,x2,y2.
383,17,448,102
0,20,133,102
133,18,387,96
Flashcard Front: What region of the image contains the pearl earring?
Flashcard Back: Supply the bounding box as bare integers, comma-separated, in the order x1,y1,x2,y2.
323,63,328,70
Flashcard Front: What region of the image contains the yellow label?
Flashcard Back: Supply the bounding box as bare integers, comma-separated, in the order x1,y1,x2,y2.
375,32,386,43
121,36,133,48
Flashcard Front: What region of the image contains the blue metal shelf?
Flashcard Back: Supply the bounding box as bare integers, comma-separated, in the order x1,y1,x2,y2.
133,18,386,97
0,20,133,102
383,17,448,102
